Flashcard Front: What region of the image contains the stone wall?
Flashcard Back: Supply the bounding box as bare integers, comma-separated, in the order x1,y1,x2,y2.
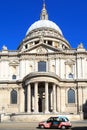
8,113,83,122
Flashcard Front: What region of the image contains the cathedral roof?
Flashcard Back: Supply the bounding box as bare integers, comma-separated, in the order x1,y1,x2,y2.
26,2,63,36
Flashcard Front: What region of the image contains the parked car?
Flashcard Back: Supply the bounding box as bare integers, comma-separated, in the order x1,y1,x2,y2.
38,116,72,129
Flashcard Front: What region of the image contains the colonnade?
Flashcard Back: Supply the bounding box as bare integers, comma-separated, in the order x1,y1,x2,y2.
27,82,57,113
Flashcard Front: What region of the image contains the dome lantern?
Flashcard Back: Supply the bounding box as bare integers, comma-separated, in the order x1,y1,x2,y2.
40,1,48,20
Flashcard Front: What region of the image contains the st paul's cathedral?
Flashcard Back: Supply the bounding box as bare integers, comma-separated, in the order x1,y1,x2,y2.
0,2,87,119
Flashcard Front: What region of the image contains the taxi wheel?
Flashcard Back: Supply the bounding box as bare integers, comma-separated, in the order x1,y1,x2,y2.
61,125,66,129
40,125,44,129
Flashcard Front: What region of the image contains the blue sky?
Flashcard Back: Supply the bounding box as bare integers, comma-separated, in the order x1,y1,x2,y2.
0,0,87,50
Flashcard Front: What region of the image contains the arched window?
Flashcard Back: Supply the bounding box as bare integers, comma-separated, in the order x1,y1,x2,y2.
38,61,46,72
68,73,73,78
11,90,17,104
12,75,16,79
68,89,75,103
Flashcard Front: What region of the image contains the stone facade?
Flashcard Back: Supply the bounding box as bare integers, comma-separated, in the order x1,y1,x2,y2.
0,3,87,119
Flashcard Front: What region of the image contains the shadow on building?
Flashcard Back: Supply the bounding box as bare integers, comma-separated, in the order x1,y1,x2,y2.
83,100,87,119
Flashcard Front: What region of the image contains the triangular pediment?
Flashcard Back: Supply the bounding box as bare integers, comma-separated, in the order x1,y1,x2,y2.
20,43,62,54
9,60,19,66
65,59,75,65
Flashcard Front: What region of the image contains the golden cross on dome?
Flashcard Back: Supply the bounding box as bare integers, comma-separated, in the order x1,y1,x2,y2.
43,0,45,4
42,0,46,9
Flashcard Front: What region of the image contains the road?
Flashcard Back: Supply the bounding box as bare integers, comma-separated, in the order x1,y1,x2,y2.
0,120,87,130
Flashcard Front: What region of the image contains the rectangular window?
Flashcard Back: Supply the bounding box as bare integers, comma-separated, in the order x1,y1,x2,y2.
38,61,46,72
48,40,52,46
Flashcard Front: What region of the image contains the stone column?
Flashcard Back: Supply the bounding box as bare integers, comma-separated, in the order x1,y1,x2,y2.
78,87,83,113
19,88,25,112
32,96,34,111
27,84,31,113
53,84,56,112
56,86,60,112
65,63,66,78
59,58,61,77
34,82,38,113
45,82,49,113
50,90,53,111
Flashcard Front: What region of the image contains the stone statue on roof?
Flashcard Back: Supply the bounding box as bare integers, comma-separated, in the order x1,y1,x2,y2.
2,45,8,50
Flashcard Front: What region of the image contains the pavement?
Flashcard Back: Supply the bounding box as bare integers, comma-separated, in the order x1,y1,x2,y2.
0,120,87,129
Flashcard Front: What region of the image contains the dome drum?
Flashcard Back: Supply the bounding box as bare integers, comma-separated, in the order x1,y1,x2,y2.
20,28,71,51
26,28,62,41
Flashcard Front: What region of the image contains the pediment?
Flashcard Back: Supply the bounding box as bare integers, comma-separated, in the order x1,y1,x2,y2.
36,46,48,54
65,59,75,65
20,43,62,54
9,60,19,66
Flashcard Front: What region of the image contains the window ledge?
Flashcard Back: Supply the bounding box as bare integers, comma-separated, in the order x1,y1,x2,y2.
66,103,77,107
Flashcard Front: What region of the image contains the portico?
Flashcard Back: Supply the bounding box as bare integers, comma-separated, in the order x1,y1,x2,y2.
23,72,59,113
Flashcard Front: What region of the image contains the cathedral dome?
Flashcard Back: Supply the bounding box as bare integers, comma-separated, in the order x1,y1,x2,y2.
26,2,63,36
17,2,71,51
26,20,63,36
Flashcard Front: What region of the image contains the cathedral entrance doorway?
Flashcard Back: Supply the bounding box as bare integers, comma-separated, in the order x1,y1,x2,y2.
38,97,45,112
